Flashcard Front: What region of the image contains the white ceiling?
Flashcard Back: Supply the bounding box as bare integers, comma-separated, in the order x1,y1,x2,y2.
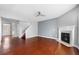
0,4,77,22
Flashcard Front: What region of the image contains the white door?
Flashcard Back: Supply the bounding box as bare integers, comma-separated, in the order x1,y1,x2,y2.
3,24,11,36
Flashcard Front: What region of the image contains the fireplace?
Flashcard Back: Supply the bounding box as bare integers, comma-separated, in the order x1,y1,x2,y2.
61,32,70,44
59,26,75,46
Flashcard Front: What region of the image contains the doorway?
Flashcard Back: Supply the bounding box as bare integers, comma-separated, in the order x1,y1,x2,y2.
2,23,12,37
1,23,12,49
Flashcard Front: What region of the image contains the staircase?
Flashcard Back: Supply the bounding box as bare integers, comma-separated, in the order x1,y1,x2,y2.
21,33,26,40
19,25,30,40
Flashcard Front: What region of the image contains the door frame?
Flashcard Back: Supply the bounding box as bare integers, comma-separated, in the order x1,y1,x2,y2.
2,23,12,37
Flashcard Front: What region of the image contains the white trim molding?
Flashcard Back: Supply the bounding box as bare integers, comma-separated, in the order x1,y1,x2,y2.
58,25,75,47
26,35,79,49
38,35,72,47
38,35,58,40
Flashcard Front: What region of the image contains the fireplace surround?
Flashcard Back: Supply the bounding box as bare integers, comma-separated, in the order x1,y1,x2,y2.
58,25,75,47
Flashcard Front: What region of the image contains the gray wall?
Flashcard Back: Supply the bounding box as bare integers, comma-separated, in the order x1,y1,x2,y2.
38,6,78,47
0,18,2,41
77,6,79,47
38,19,58,38
57,7,77,27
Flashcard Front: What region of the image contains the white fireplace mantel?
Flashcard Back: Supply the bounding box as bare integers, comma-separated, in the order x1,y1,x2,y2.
58,25,75,47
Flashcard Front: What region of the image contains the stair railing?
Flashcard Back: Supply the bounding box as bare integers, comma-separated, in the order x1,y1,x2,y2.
19,24,31,38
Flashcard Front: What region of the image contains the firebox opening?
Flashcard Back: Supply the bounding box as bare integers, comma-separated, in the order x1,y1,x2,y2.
61,32,70,44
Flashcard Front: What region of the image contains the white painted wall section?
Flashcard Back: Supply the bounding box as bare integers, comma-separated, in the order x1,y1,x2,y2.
26,22,38,38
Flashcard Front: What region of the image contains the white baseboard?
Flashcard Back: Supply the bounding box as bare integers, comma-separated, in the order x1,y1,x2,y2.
74,45,79,49
26,35,38,39
38,35,72,47
57,40,73,47
38,35,58,40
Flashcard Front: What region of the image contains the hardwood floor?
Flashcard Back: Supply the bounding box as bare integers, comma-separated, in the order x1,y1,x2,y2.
0,36,79,55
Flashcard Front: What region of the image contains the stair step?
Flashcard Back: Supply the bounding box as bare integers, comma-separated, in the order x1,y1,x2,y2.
21,33,26,40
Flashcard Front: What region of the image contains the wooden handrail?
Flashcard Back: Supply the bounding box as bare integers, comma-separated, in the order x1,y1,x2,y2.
22,25,30,34
20,25,31,39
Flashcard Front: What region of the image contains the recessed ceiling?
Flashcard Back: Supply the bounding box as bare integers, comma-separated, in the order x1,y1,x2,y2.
0,4,77,22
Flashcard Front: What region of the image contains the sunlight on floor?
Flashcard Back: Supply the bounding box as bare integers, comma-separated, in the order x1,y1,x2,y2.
3,37,10,49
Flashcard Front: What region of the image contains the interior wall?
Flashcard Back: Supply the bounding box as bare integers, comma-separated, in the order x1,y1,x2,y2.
77,6,79,47
26,21,38,38
57,7,77,27
38,6,78,47
0,18,2,43
12,21,19,37
38,19,58,38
